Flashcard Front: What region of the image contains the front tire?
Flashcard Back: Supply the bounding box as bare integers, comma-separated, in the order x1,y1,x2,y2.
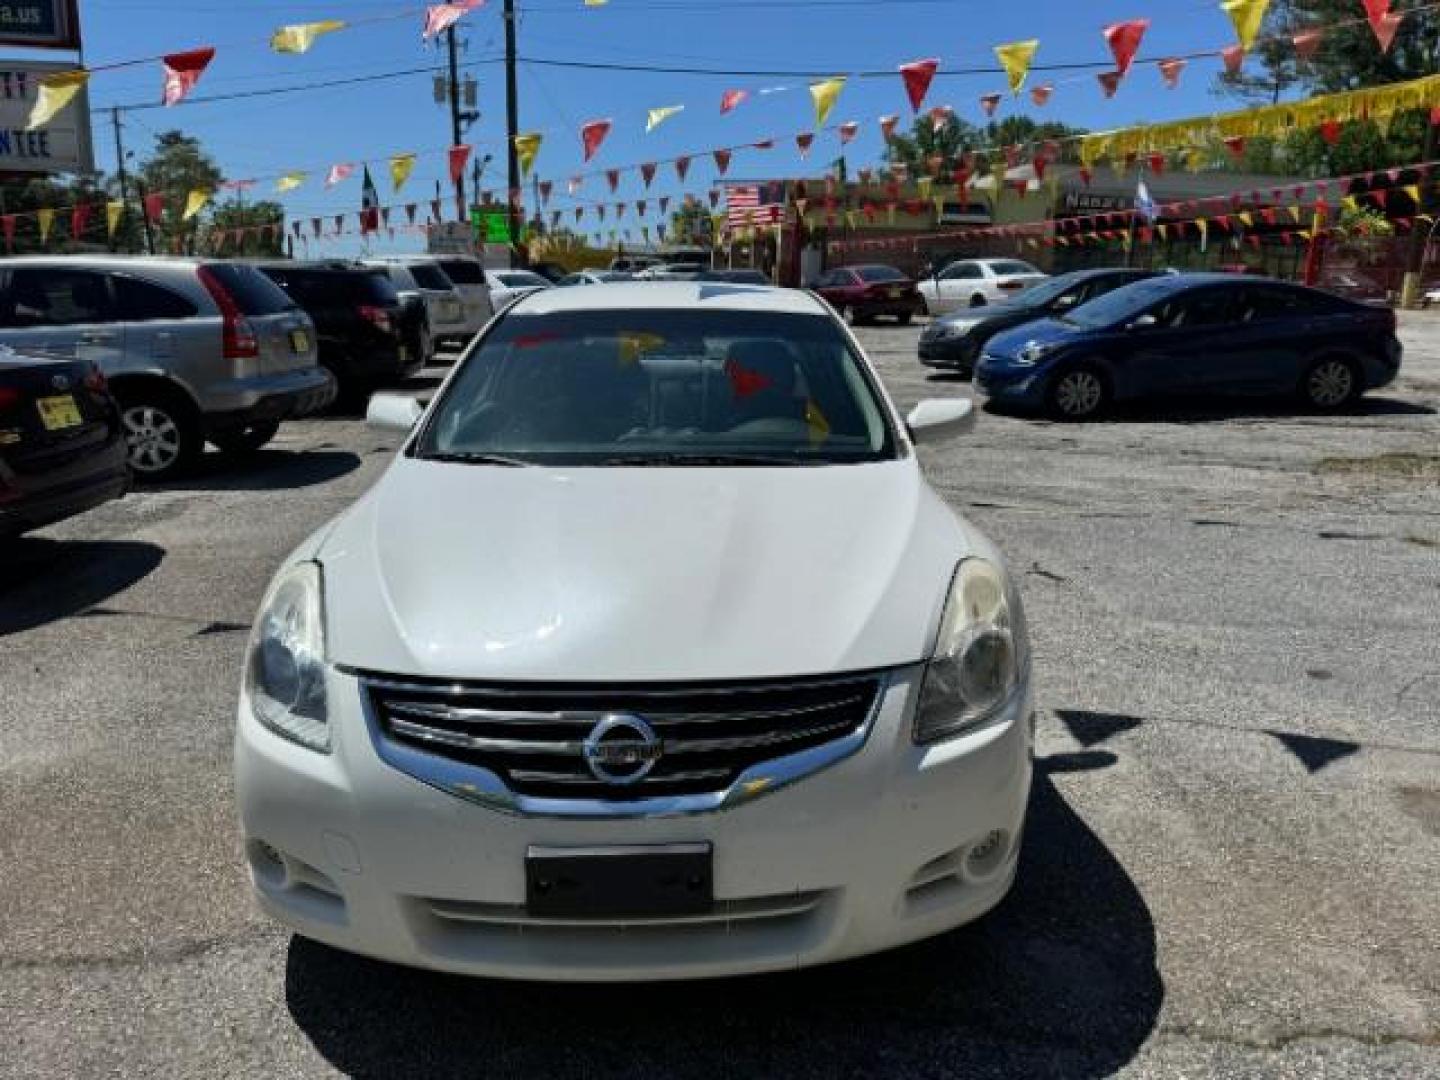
210,420,280,455
1046,364,1109,421
1301,356,1360,411
897,311,914,326
117,387,202,481
970,294,987,308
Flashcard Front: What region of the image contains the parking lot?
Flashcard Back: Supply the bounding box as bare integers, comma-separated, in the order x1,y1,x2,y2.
3,314,1438,1077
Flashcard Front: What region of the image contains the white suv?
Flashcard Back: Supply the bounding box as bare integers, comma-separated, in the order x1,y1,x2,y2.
235,282,1034,981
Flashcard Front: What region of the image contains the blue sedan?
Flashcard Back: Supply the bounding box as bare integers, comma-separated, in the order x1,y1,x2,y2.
975,274,1403,420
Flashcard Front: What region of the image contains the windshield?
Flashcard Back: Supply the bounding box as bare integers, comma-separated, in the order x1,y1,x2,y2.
1010,271,1096,308
409,264,453,291
1064,279,1178,329
855,265,906,283
415,308,897,466
498,272,548,287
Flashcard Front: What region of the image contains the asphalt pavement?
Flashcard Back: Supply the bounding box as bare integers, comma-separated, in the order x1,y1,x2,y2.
3,314,1438,1078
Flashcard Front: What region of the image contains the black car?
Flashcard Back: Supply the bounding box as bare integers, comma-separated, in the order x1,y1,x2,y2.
695,269,771,285
1,349,128,540
254,262,421,394
919,268,1163,375
977,274,1404,419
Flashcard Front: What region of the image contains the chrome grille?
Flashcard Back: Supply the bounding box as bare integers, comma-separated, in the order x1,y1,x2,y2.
363,673,882,801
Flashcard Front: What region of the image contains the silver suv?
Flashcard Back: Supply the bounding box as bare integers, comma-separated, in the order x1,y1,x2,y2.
361,259,469,351
0,256,335,479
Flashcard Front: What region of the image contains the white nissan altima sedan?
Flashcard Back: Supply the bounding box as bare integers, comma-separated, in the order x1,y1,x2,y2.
235,281,1035,982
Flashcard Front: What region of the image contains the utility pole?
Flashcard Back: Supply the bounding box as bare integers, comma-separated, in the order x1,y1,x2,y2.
503,0,521,254
445,26,466,216
1401,119,1437,307
110,108,130,253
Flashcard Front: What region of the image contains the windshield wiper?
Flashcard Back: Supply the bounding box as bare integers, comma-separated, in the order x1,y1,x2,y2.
601,453,808,467
422,451,532,467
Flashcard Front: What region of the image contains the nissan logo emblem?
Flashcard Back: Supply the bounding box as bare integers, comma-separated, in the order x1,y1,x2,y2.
582,714,663,785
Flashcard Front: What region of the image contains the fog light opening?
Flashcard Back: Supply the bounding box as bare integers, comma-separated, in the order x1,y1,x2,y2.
965,829,1009,880
247,839,290,889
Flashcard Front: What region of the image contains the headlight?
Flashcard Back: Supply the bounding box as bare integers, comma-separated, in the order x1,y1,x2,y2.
1013,342,1046,366
246,561,330,752
914,558,1029,744
938,320,977,340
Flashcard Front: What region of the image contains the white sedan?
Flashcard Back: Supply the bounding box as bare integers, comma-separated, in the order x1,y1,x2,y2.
235,282,1034,982
919,259,1049,315
486,268,551,310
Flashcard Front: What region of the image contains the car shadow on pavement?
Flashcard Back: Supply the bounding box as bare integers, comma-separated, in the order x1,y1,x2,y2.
152,450,361,493
0,538,164,637
284,751,1162,1079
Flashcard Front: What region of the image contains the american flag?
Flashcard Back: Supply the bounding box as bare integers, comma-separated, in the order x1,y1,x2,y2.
726,181,785,230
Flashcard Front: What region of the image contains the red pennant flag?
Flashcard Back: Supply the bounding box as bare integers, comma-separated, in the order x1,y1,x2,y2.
1104,19,1149,76
1080,167,1093,186
1223,136,1246,160
429,199,442,222
898,58,939,112
70,202,90,238
162,47,215,107
538,180,552,205
310,217,321,237
1292,29,1323,60
1097,71,1123,99
448,144,471,185
796,132,814,157
1320,119,1342,146
720,89,748,114
640,162,657,187
405,203,417,224
635,200,645,218
1372,11,1403,53
606,169,620,192
1032,156,1047,181
0,214,14,249
879,115,899,142
1222,45,1245,75
581,118,612,162
1030,84,1053,107
979,93,1001,117
713,148,732,175
839,121,859,145
1147,153,1165,176
674,156,690,182
143,192,165,223
1431,106,1440,126
1158,58,1186,88
1373,189,1389,209
659,196,670,214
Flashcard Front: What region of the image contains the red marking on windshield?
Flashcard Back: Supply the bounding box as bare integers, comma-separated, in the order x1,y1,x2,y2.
725,358,773,399
513,331,563,349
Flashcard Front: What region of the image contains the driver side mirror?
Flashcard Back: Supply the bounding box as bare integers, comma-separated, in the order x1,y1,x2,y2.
907,398,975,444
1126,314,1158,332
367,392,424,433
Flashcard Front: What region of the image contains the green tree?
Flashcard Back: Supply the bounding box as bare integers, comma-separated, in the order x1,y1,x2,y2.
138,130,224,253
669,200,714,247
209,198,286,257
886,115,1087,175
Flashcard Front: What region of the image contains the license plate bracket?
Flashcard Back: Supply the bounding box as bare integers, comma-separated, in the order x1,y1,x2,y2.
525,843,713,917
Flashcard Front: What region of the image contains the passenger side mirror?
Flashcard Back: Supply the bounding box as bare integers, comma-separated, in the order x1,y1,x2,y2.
907,398,975,444
367,392,424,433
1127,314,1159,332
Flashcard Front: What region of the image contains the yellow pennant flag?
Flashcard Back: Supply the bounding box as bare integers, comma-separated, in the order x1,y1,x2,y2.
36,207,54,244
389,153,416,192
183,189,210,221
916,176,933,198
933,196,946,219
1157,223,1169,241
275,172,306,193
1288,204,1302,223
1238,211,1254,227
1197,217,1209,241
270,20,346,54
1221,0,1270,52
1404,184,1421,204
645,105,684,133
1186,148,1205,173
994,40,1039,96
106,200,124,239
810,77,845,128
27,69,88,130
514,133,543,177
1342,194,1359,212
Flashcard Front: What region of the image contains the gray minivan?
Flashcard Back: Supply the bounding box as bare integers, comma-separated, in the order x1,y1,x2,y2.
0,257,335,479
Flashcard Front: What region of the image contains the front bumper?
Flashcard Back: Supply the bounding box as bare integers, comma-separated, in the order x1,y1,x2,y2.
974,360,1043,404
204,368,337,435
919,336,979,372
235,665,1035,982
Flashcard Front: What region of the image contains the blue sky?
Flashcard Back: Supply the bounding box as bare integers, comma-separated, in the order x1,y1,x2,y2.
74,0,1266,253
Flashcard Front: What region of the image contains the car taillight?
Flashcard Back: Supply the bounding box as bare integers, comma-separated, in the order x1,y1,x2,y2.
0,386,20,412
357,305,394,333
84,366,108,394
197,266,260,360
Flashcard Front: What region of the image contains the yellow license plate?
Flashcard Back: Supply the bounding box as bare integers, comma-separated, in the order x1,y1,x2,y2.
290,329,310,353
37,394,83,431
889,288,903,298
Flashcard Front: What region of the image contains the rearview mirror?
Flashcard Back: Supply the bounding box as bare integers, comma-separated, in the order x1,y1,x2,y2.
907,398,975,444
1127,314,1158,332
367,392,424,433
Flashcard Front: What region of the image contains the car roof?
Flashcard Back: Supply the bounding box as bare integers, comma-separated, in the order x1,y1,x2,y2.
1146,272,1289,292
510,281,828,316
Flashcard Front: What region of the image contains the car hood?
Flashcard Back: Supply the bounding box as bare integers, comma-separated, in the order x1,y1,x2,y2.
983,316,1088,361
935,300,1036,330
319,457,982,682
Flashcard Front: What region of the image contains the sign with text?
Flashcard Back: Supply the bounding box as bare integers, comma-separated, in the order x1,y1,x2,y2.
471,208,511,244
428,220,478,256
0,62,94,174
0,0,82,50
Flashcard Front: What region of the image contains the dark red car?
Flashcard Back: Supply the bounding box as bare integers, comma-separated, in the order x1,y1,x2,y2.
809,265,923,325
